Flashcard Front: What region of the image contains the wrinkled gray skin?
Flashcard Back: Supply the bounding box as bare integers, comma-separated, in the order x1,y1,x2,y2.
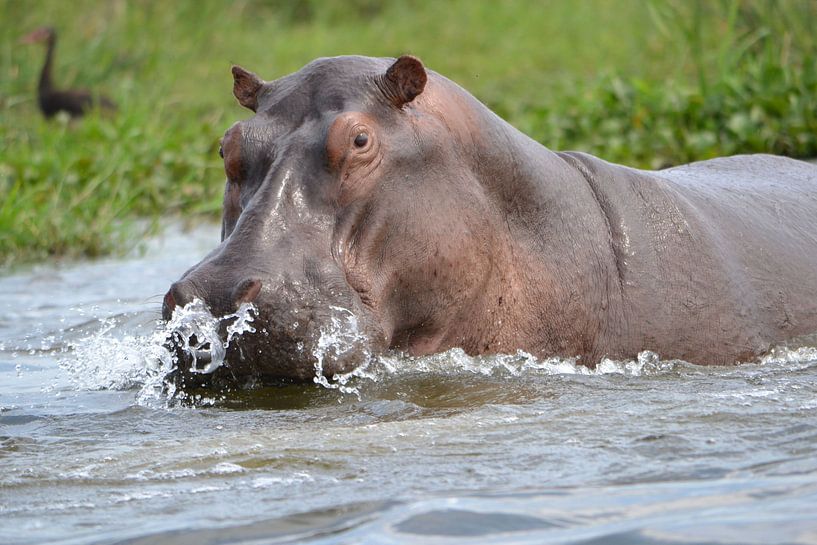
163,55,817,385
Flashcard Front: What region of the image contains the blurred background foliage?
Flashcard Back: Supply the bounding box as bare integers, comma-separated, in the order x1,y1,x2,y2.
1,0,816,264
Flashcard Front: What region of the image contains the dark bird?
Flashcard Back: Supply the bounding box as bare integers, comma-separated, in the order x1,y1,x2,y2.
20,26,116,119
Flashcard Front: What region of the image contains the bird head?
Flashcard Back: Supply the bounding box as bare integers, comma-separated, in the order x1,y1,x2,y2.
20,27,56,45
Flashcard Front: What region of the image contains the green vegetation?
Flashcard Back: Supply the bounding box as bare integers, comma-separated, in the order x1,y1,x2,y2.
2,0,816,265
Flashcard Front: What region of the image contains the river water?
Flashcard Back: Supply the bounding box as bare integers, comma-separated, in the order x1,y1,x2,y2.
2,223,817,545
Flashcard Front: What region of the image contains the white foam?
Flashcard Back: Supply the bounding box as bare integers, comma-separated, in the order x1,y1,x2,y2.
305,315,673,396
250,472,313,489
313,342,817,396
333,348,675,385
761,345,817,368
211,462,246,475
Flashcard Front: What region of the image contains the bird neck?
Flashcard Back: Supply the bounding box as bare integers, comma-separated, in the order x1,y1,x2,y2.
39,35,56,93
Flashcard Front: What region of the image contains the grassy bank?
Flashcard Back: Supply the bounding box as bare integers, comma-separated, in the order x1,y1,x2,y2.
1,0,816,265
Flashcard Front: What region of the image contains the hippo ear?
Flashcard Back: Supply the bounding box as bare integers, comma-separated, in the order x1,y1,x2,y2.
232,65,264,112
382,55,427,107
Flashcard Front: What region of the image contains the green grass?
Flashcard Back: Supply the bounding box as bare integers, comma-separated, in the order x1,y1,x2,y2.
2,0,816,265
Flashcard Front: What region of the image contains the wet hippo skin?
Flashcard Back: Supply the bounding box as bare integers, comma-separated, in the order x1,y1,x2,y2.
163,55,817,383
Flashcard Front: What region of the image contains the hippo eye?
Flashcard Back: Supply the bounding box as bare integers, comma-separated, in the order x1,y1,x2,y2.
218,145,224,159
353,132,369,148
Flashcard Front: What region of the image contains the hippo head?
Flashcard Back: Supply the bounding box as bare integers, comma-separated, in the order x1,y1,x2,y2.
164,55,514,385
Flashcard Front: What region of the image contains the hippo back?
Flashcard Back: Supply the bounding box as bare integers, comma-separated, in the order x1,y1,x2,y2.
656,154,817,347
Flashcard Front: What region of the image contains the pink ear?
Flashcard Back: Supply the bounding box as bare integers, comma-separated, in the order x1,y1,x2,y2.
232,65,264,111
382,55,427,107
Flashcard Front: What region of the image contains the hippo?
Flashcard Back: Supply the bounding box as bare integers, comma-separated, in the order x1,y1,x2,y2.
163,55,817,385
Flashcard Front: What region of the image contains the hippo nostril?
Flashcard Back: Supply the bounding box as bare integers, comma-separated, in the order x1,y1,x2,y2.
163,280,201,321
233,278,262,307
162,289,177,321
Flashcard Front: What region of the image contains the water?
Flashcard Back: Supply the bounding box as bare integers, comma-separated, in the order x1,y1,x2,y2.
2,223,817,545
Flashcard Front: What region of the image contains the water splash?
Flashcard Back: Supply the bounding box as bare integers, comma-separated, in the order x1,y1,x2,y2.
59,298,817,403
59,300,256,405
309,344,683,397
311,306,374,397
313,343,817,397
164,299,257,374
761,345,817,368
376,348,676,379
596,350,678,375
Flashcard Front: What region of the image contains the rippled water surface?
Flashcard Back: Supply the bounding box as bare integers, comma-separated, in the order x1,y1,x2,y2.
2,223,817,545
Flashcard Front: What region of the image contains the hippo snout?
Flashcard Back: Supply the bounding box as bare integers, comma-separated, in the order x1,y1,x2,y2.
162,264,385,385
162,277,262,321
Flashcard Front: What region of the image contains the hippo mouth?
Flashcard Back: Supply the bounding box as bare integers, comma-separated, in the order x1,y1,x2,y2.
183,339,218,373
162,299,259,388
163,298,380,388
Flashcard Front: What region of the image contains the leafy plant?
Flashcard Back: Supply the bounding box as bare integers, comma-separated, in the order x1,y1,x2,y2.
2,0,815,265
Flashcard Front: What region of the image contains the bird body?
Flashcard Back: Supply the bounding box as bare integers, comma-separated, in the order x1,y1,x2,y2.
21,26,115,118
